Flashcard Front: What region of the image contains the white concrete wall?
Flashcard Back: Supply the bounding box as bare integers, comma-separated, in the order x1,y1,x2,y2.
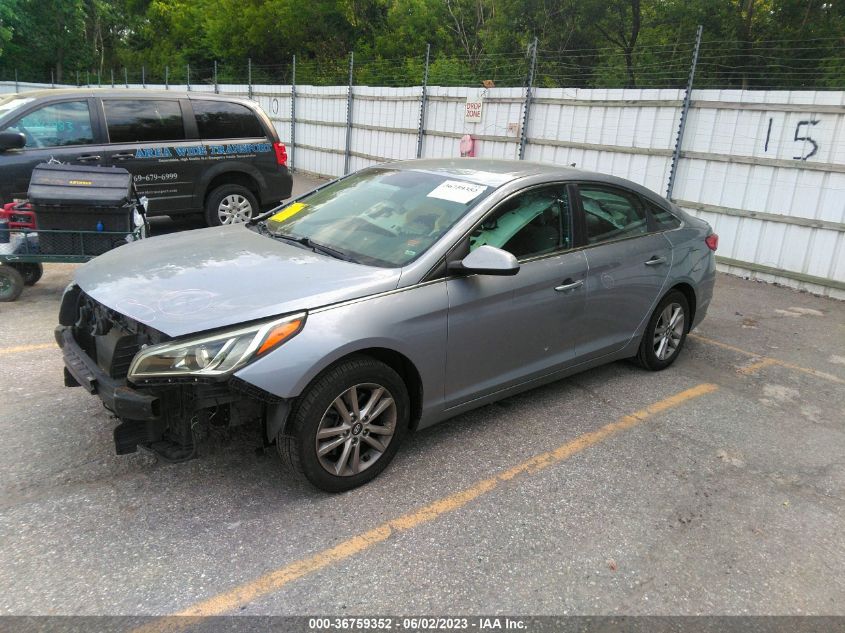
1,81,843,298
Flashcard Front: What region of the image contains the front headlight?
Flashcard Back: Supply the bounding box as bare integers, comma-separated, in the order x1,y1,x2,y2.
128,312,306,381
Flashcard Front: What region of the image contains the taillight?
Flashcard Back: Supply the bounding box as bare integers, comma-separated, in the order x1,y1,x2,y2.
273,142,288,167
705,233,719,251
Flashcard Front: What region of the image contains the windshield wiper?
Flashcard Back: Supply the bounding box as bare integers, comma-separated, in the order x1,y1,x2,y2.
273,232,357,263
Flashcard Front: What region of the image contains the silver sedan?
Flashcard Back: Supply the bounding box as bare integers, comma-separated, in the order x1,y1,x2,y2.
57,159,717,491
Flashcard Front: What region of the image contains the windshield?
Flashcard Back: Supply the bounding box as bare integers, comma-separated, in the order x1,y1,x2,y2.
0,97,35,119
265,168,493,267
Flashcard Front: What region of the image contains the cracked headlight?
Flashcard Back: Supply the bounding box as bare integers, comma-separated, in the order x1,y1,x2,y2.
128,312,306,380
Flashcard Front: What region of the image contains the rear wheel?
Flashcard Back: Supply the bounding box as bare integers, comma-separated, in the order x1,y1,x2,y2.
0,264,25,302
278,356,409,492
204,184,258,227
10,262,43,286
634,290,689,371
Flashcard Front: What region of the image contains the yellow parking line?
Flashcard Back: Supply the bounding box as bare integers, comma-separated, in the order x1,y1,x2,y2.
690,333,845,385
0,342,54,356
133,382,718,631
737,358,779,375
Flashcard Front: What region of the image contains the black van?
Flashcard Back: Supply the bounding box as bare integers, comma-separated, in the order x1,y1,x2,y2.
0,89,292,226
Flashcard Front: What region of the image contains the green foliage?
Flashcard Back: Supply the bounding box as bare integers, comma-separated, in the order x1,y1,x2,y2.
1,0,843,89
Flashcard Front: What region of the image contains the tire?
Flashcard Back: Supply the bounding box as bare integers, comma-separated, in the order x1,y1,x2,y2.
633,290,690,371
0,264,25,302
10,262,43,286
204,184,259,227
278,356,410,492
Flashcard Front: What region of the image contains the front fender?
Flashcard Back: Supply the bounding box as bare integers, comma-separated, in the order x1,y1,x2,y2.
234,280,448,413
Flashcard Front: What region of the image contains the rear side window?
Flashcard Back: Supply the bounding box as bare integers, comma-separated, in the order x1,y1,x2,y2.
644,198,682,231
193,100,264,139
579,186,648,245
2,100,93,148
104,100,185,143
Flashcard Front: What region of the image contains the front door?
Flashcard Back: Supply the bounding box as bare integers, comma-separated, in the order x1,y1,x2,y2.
444,184,588,409
0,98,100,200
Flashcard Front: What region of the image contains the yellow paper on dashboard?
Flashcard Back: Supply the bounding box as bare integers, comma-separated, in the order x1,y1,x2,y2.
269,202,307,224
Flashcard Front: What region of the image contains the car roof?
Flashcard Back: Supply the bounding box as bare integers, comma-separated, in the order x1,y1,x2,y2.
388,158,666,202
0,88,253,104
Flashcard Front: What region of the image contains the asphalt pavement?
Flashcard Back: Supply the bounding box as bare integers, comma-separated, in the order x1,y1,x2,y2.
1,175,843,618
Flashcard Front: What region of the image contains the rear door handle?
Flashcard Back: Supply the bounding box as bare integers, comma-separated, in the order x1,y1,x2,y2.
76,154,101,163
644,256,667,266
112,153,135,161
554,279,584,292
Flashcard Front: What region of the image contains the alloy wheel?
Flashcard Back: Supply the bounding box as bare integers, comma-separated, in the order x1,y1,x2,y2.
653,302,685,361
315,383,397,477
217,194,254,224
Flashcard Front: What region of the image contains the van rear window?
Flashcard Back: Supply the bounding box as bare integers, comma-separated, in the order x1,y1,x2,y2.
193,100,264,140
104,100,185,143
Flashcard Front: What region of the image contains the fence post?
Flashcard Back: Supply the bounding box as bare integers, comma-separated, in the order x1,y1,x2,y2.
110,68,114,88
76,70,79,86
343,52,354,175
186,63,191,91
142,65,145,88
518,37,538,160
165,66,169,90
14,69,18,93
51,69,54,88
85,70,89,87
97,69,101,86
248,58,253,99
666,24,703,200
214,60,218,93
416,43,431,159
124,67,128,87
290,54,297,172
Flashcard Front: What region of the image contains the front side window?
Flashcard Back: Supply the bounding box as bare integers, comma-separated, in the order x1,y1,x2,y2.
104,99,185,143
2,100,93,148
579,186,648,245
265,168,493,267
470,186,570,260
193,100,264,139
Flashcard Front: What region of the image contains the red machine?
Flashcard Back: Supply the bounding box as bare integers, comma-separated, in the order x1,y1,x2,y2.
0,201,37,230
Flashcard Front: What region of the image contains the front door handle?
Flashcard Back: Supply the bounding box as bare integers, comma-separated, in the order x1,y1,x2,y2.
644,256,667,266
76,154,102,163
112,153,135,161
555,279,584,292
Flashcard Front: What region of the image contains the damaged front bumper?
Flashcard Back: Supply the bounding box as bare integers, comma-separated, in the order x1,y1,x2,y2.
56,324,288,460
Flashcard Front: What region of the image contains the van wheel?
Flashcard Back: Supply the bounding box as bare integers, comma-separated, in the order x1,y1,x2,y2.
0,264,25,302
204,185,258,226
278,356,409,492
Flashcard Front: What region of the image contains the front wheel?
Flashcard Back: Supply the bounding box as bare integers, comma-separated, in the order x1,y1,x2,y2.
10,262,43,286
204,184,258,227
634,290,689,371
278,356,409,492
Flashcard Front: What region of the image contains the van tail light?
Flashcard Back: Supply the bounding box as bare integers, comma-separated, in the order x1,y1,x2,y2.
705,233,719,251
273,142,288,167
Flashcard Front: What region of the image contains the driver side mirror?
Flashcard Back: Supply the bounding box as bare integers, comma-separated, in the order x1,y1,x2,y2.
0,131,25,152
448,245,520,276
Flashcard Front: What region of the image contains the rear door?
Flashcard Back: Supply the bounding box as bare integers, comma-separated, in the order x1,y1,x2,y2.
574,184,673,360
98,98,197,215
0,98,100,200
444,184,588,408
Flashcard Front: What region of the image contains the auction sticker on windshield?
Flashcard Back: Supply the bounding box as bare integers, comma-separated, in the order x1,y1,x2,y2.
270,202,308,223
427,180,488,204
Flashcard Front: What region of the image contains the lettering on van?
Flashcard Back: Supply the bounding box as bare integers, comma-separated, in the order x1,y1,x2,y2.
133,143,272,160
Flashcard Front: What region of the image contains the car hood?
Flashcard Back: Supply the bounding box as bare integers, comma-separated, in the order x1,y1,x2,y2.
74,225,401,337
